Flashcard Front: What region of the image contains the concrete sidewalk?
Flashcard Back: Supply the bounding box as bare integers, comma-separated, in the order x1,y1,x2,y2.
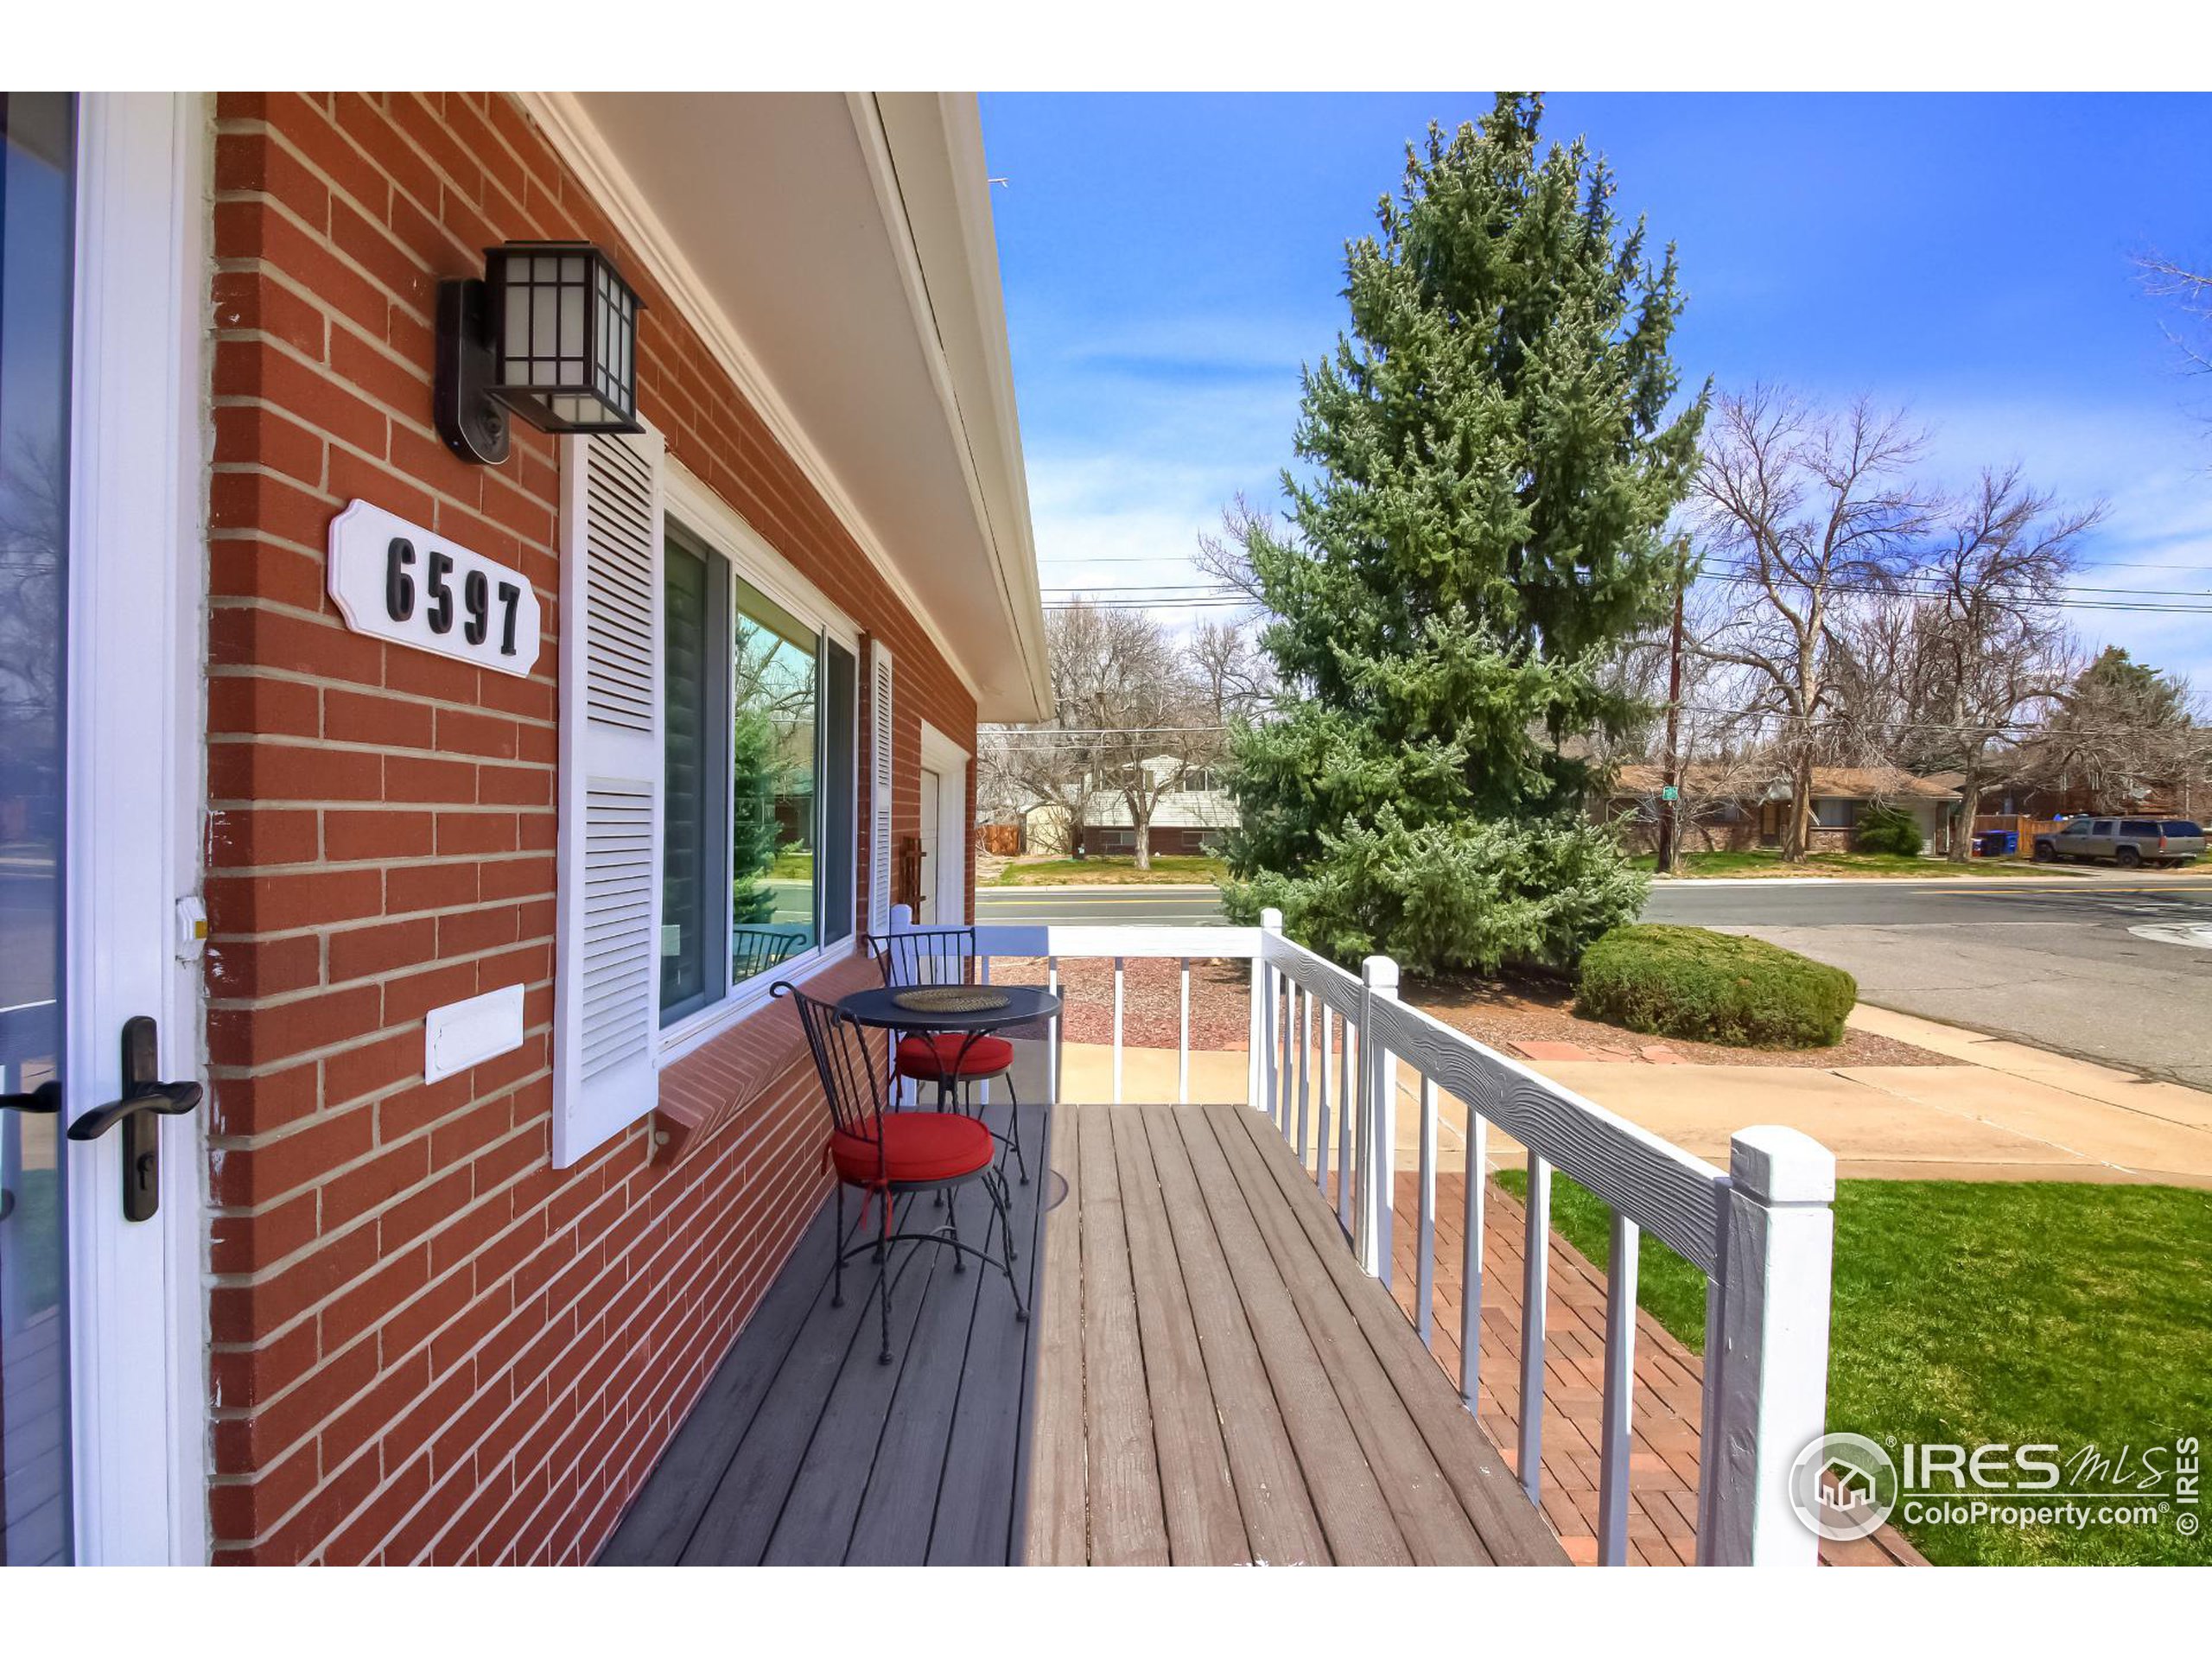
1048,1001,2212,1187
1438,1005,2212,1188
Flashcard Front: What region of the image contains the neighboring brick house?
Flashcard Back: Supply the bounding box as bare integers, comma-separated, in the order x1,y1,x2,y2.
3,92,1046,1566
1602,764,1964,855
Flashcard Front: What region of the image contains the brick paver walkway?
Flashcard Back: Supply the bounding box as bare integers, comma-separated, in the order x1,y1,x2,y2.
1378,1170,1923,1567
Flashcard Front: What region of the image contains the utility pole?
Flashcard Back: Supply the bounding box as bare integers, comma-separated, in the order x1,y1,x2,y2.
1656,562,1686,875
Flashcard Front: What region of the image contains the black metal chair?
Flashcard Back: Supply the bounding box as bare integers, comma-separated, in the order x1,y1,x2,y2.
866,925,1029,1185
774,982,1026,1365
732,924,805,982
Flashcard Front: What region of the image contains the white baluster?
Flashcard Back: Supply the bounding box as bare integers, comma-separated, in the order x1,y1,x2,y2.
1519,1150,1551,1505
1417,1075,1438,1345
1459,1109,1487,1412
1177,956,1191,1105
1314,1005,1332,1198
1598,1212,1640,1565
1296,988,1312,1168
1112,955,1125,1105
1359,955,1398,1283
1335,1014,1354,1233
1046,956,1061,1106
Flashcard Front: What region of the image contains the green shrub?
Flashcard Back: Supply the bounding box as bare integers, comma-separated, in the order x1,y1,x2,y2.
1853,803,1923,857
1576,924,1855,1047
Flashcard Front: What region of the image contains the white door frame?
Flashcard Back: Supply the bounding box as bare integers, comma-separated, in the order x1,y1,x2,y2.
62,91,209,1565
917,721,970,926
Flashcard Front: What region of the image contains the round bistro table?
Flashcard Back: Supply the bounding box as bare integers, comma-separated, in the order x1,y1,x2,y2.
834,982,1060,1110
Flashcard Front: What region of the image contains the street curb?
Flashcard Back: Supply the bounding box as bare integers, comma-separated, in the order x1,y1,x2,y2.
1853,996,2212,1101
980,882,1224,896
1648,871,2101,887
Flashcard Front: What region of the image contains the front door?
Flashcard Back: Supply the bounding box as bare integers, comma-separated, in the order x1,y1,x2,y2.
0,92,205,1567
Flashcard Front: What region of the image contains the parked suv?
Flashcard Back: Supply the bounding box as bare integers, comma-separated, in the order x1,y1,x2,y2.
2033,816,2207,868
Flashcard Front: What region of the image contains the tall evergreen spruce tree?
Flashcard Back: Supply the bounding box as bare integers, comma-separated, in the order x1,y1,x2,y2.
1223,96,1706,974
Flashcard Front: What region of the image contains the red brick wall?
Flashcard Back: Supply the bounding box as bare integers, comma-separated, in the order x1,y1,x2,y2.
204,92,978,1563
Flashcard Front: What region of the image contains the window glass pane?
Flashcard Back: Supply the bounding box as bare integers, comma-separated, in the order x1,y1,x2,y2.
820,640,855,946
660,538,722,1023
732,577,816,986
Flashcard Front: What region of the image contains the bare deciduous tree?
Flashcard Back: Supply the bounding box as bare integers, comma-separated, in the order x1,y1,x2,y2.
985,606,1112,859
1185,616,1274,726
985,601,1231,870
1065,606,1209,870
2138,251,2212,408
1594,586,1784,856
1913,467,2103,861
1192,493,1275,610
1691,387,1934,859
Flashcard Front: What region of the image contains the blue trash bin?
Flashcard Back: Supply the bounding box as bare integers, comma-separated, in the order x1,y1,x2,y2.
1977,830,2017,857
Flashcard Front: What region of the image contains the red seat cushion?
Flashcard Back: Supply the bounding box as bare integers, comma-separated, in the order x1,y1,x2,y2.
829,1112,994,1186
894,1032,1014,1078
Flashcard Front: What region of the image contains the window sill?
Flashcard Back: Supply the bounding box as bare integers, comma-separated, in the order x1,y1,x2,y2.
651,948,880,1166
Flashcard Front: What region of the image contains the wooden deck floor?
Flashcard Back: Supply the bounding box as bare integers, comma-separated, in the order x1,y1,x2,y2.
1025,1103,1564,1566
599,1100,1050,1566
602,1098,1564,1567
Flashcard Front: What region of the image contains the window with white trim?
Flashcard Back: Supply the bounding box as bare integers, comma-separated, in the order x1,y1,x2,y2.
554,437,864,1166
659,518,858,1030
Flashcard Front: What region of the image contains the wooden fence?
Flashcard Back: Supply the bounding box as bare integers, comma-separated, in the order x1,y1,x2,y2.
1970,814,2066,852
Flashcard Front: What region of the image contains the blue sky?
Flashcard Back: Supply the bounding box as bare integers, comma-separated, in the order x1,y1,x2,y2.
980,92,2212,684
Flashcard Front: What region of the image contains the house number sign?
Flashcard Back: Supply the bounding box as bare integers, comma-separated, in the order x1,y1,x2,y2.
327,499,543,677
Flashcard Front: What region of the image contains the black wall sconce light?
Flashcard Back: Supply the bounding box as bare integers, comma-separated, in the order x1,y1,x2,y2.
435,241,646,465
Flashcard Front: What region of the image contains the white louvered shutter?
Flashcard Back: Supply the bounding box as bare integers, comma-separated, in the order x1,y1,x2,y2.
552,429,665,1167
867,640,896,937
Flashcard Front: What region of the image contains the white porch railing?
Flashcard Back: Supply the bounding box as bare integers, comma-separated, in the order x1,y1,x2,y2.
897,905,1837,1566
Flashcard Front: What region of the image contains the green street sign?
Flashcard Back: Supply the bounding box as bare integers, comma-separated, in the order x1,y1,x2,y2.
1660,785,1679,802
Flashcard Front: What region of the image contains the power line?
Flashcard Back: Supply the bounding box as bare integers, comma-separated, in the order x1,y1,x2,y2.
1041,576,2212,616
1049,576,2212,600
987,707,2199,744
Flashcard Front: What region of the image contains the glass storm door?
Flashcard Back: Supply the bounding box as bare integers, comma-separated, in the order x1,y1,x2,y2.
0,88,75,1568
2,90,204,1567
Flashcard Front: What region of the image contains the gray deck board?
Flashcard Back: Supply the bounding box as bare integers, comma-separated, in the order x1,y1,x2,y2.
600,1097,1046,1566
602,1092,1564,1568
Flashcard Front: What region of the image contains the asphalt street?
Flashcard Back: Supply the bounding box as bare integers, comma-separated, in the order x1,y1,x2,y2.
1648,874,2212,1090
978,874,2212,1089
975,885,1228,926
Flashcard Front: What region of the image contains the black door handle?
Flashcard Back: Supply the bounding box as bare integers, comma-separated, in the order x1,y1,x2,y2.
1,1080,60,1114
66,1015,200,1223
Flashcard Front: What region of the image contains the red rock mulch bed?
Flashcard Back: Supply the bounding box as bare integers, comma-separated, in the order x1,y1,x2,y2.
1407,975,1948,1068
988,952,1948,1070
988,955,1252,1049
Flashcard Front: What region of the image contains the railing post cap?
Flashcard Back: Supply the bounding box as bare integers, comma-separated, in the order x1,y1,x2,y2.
1361,954,1399,992
889,903,914,930
1260,906,1284,931
1729,1125,1836,1205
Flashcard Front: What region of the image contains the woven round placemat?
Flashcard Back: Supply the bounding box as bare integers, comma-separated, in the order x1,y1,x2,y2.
892,986,1011,1014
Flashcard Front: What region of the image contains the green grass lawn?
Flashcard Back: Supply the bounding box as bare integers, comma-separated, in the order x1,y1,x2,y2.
1631,848,2050,878
994,855,1227,887
766,850,815,881
1497,1169,2212,1565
